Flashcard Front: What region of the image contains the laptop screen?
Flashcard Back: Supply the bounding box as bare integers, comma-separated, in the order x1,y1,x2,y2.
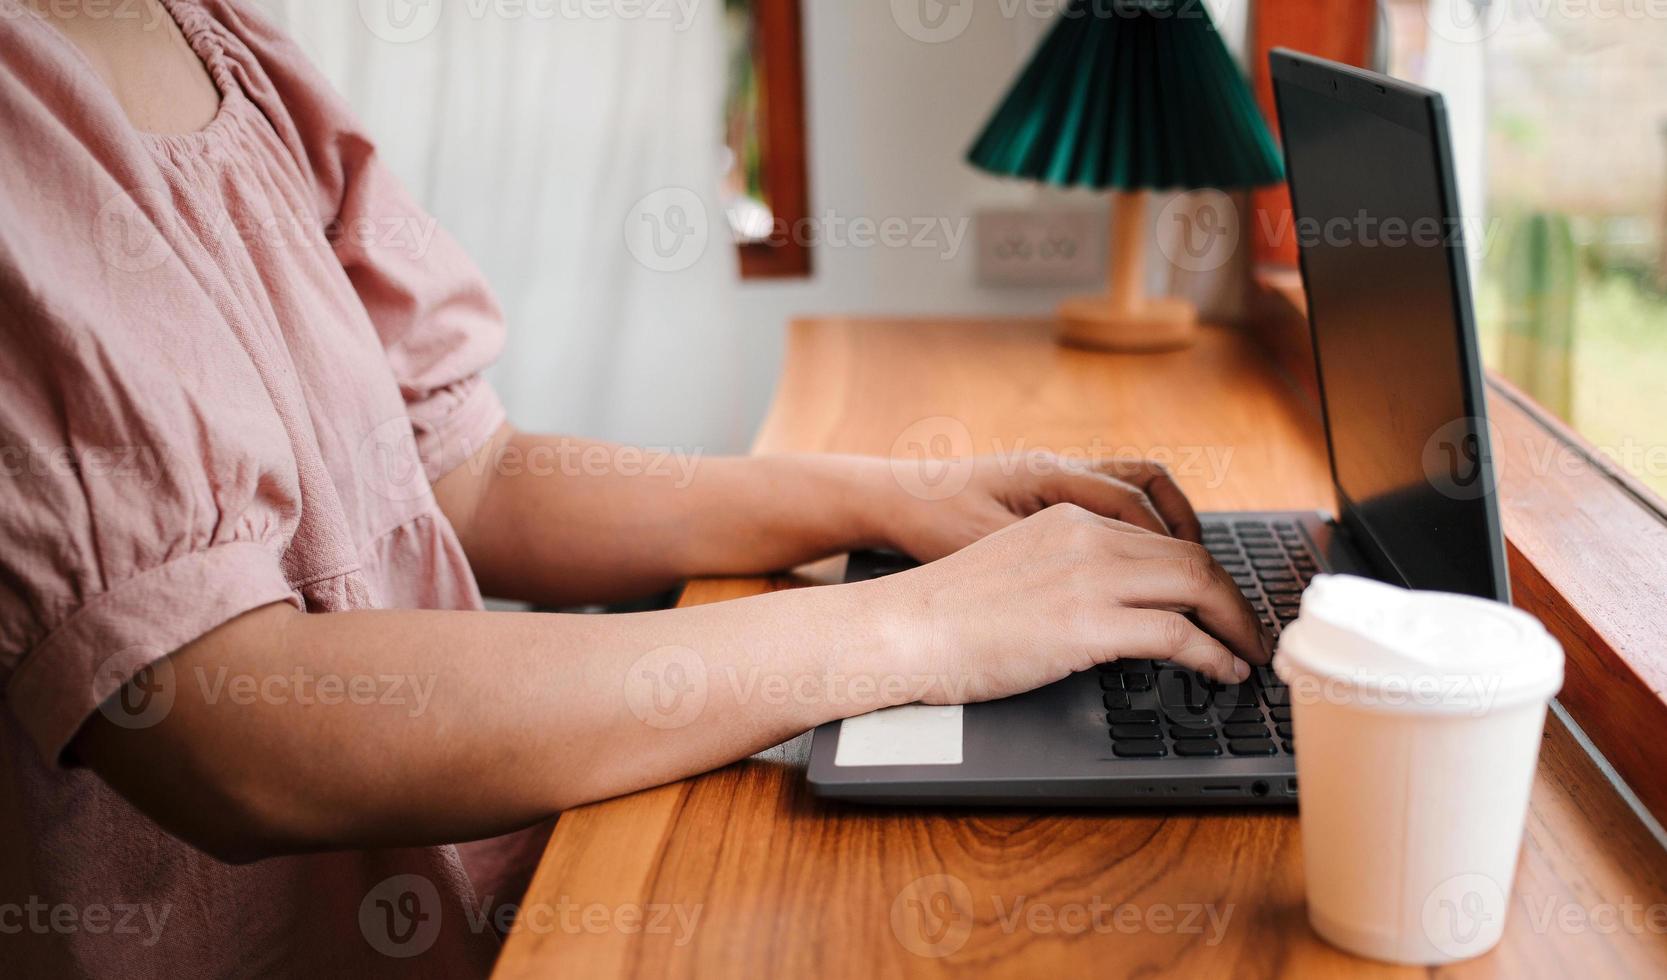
1271,53,1506,601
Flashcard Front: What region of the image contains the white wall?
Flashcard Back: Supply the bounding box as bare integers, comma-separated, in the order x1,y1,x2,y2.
733,0,1253,434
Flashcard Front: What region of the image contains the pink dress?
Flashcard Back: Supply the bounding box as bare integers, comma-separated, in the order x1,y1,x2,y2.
2,0,520,973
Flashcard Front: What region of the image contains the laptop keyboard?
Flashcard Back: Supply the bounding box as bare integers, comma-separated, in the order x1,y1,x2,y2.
1096,518,1313,761
851,517,1314,762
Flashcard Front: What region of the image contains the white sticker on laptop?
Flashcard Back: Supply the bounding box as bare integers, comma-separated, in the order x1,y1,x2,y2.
833,704,964,767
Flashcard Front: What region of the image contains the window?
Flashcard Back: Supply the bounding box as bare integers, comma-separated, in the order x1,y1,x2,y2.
721,0,812,278
1386,0,1667,501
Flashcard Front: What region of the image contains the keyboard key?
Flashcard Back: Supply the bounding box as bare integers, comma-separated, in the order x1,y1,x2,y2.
1107,709,1158,725
1110,723,1161,740
1270,595,1303,608
1275,722,1294,739
1211,683,1257,709
1162,706,1211,726
1113,740,1167,758
1219,706,1263,724
1175,740,1223,757
1232,574,1256,589
1269,706,1293,722
1228,738,1277,756
1099,672,1125,690
1282,739,1295,754
1257,569,1295,583
1123,672,1153,692
1169,723,1217,739
1263,687,1291,707
1246,547,1284,559
1224,723,1269,739
1102,691,1131,711
1263,582,1303,595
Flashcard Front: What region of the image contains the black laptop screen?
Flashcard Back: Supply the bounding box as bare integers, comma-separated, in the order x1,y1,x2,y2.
1272,58,1504,600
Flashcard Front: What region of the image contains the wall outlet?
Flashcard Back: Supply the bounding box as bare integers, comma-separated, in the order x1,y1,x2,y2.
975,208,1105,287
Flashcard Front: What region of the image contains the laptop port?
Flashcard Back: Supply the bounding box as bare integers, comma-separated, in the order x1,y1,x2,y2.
1252,780,1270,797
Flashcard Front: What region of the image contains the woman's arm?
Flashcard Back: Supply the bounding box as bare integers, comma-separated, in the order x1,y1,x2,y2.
437,426,1209,606
72,504,1267,864
434,425,898,605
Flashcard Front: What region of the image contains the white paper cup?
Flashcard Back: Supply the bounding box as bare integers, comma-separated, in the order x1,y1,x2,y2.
1274,575,1563,965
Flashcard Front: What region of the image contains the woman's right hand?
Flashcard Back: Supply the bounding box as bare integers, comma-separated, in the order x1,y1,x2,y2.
867,503,1272,705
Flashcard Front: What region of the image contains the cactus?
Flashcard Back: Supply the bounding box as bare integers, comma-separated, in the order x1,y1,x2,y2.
1501,212,1577,418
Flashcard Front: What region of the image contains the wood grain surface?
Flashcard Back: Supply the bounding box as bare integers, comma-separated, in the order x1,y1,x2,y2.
495,319,1667,978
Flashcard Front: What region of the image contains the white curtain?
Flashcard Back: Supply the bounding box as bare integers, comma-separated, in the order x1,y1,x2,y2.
254,0,748,452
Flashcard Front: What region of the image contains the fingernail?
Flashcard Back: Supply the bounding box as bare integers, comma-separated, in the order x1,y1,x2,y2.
1234,659,1250,682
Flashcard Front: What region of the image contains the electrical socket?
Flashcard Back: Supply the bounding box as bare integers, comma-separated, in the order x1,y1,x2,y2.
975,208,1105,287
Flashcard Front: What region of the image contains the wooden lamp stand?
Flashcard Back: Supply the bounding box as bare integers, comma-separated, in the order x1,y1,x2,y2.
1057,190,1198,352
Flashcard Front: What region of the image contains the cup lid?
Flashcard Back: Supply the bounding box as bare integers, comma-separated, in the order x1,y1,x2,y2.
1273,575,1563,715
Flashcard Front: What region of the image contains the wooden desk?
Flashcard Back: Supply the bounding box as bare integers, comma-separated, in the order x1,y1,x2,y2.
496,318,1667,978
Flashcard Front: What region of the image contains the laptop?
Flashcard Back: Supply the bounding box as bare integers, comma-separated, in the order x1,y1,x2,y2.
805,51,1508,806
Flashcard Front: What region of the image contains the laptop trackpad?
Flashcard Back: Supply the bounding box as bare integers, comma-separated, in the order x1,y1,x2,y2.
833,704,964,767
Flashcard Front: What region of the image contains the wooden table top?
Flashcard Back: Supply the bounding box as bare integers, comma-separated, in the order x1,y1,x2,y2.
495,318,1667,979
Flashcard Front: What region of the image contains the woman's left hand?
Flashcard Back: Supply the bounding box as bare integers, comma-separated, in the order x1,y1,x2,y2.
872,452,1204,563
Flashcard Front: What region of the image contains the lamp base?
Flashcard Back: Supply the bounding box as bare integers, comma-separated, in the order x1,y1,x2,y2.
1056,295,1198,352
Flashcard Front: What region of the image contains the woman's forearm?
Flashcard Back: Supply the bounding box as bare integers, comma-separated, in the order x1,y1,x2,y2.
440,427,896,605
74,582,909,864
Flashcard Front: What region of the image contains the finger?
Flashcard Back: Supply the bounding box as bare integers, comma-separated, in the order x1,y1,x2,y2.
1107,555,1272,665
1099,459,1203,543
1040,471,1169,537
1097,609,1250,683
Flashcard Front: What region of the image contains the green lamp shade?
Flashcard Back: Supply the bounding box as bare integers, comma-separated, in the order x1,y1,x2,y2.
968,0,1285,190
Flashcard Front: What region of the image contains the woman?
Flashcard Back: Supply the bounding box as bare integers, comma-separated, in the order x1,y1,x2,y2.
0,0,1267,975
